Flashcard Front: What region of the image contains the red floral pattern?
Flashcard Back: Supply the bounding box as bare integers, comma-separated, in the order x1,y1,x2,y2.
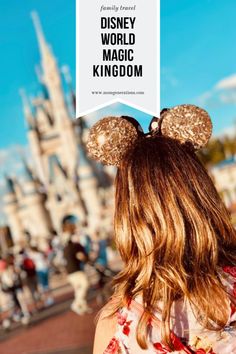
153,342,170,353
117,310,133,337
233,282,236,298
122,322,132,336
153,332,193,353
117,311,127,326
195,349,216,354
223,266,236,278
170,333,192,352
104,337,120,354
223,266,236,303
231,302,236,316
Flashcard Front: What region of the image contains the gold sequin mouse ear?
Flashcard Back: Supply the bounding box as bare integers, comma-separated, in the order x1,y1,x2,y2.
86,116,144,166
160,104,212,150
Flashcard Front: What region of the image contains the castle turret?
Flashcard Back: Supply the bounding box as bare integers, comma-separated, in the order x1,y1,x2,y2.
19,89,35,130
32,98,54,134
3,177,25,244
61,65,76,114
21,159,37,193
20,90,45,183
77,145,101,232
45,154,86,231
35,64,50,100
18,161,53,243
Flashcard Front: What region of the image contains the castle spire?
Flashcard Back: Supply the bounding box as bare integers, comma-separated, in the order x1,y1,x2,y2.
19,89,35,130
35,64,50,99
22,159,34,182
61,65,76,113
31,11,50,60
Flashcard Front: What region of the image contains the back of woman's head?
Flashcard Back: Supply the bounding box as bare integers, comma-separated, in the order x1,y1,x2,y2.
114,136,236,349
86,106,236,350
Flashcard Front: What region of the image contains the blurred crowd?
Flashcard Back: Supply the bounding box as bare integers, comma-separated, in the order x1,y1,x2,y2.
0,217,119,330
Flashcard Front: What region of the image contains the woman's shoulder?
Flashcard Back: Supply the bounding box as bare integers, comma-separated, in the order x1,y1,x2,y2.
93,298,141,354
93,305,118,354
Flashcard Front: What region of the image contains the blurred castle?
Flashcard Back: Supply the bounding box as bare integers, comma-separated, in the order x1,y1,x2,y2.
211,156,236,224
3,13,111,248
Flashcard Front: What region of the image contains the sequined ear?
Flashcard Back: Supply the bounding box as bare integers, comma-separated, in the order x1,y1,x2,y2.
160,104,212,150
86,116,143,166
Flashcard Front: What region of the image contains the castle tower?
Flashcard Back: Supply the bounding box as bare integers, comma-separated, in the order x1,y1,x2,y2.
31,12,77,176
3,177,25,244
77,144,101,232
45,154,86,231
17,161,53,244
32,97,54,135
35,64,50,101
20,90,45,183
61,65,76,114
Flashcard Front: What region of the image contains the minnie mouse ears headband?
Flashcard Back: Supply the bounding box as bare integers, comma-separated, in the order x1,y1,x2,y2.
86,104,212,167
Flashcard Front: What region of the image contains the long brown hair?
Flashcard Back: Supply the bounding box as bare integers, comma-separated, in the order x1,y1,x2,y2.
110,136,236,350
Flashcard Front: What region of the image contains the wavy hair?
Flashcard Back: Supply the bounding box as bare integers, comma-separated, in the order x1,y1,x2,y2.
108,136,236,350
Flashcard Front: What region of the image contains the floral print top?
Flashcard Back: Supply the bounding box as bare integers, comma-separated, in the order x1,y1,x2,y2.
104,267,236,354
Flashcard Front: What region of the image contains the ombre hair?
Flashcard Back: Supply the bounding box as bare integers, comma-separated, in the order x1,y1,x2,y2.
108,136,236,350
